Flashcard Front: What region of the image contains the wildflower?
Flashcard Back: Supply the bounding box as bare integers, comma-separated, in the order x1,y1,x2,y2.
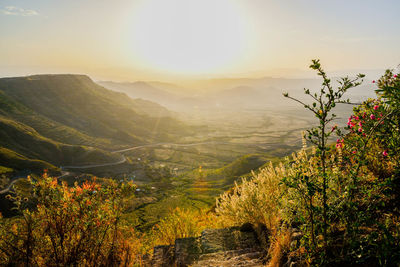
336,139,344,149
373,105,379,110
383,150,388,157
370,114,376,120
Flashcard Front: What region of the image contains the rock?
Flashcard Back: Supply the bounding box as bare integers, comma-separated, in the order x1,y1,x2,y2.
201,227,260,254
253,223,270,252
240,222,254,232
152,245,174,267
175,237,202,267
191,248,265,267
150,227,265,267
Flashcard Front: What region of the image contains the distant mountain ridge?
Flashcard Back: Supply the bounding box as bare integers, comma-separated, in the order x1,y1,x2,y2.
100,77,376,112
97,81,180,109
0,74,189,174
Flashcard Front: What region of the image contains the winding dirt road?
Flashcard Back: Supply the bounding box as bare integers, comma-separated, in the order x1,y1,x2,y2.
0,141,226,194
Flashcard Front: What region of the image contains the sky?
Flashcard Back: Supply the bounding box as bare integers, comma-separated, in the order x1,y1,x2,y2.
1,0,400,81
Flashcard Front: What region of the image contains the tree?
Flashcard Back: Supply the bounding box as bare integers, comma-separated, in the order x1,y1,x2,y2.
283,59,364,252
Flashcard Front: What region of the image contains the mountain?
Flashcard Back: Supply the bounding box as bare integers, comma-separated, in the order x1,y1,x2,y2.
0,74,189,173
97,81,180,108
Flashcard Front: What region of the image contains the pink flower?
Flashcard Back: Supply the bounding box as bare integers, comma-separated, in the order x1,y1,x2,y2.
358,122,362,127
355,116,360,121
352,150,357,154
372,80,375,83
373,105,379,110
358,128,363,132
383,150,388,157
370,114,376,120
336,139,344,149
394,75,398,78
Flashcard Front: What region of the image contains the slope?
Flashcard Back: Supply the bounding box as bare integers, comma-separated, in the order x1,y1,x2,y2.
0,74,189,146
0,74,190,173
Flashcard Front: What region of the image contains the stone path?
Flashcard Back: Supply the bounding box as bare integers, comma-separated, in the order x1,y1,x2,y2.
150,226,266,267
190,248,264,267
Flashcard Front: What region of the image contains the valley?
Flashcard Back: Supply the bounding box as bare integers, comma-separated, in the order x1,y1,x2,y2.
0,73,371,230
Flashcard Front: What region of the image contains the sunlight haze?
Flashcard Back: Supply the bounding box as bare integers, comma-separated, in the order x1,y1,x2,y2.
1,0,400,81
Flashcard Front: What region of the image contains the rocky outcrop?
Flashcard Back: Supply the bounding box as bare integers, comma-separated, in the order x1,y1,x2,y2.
148,226,266,267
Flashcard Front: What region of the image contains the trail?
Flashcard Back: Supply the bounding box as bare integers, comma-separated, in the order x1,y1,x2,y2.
112,141,228,153
0,171,72,195
0,179,20,194
0,141,227,194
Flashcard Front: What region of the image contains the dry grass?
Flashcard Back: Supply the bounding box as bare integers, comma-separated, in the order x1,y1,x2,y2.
215,161,283,229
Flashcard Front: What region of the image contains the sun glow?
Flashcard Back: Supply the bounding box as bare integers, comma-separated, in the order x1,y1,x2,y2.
129,0,248,75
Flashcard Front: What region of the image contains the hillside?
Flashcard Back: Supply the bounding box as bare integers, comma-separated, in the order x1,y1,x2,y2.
0,74,190,173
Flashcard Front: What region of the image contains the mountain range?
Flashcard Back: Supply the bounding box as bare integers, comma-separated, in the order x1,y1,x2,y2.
99,77,376,112
0,74,189,174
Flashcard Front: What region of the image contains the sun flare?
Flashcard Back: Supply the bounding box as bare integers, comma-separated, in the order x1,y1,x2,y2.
129,0,248,74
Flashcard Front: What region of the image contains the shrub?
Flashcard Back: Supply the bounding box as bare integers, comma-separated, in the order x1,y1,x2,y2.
0,173,136,266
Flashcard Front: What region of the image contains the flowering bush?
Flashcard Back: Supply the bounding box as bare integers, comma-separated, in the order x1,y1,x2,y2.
0,173,136,266
216,62,400,265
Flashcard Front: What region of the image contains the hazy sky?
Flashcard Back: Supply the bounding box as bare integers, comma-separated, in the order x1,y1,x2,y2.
1,0,400,81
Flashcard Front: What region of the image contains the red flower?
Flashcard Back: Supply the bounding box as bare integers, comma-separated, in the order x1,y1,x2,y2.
370,114,376,120
382,150,388,157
